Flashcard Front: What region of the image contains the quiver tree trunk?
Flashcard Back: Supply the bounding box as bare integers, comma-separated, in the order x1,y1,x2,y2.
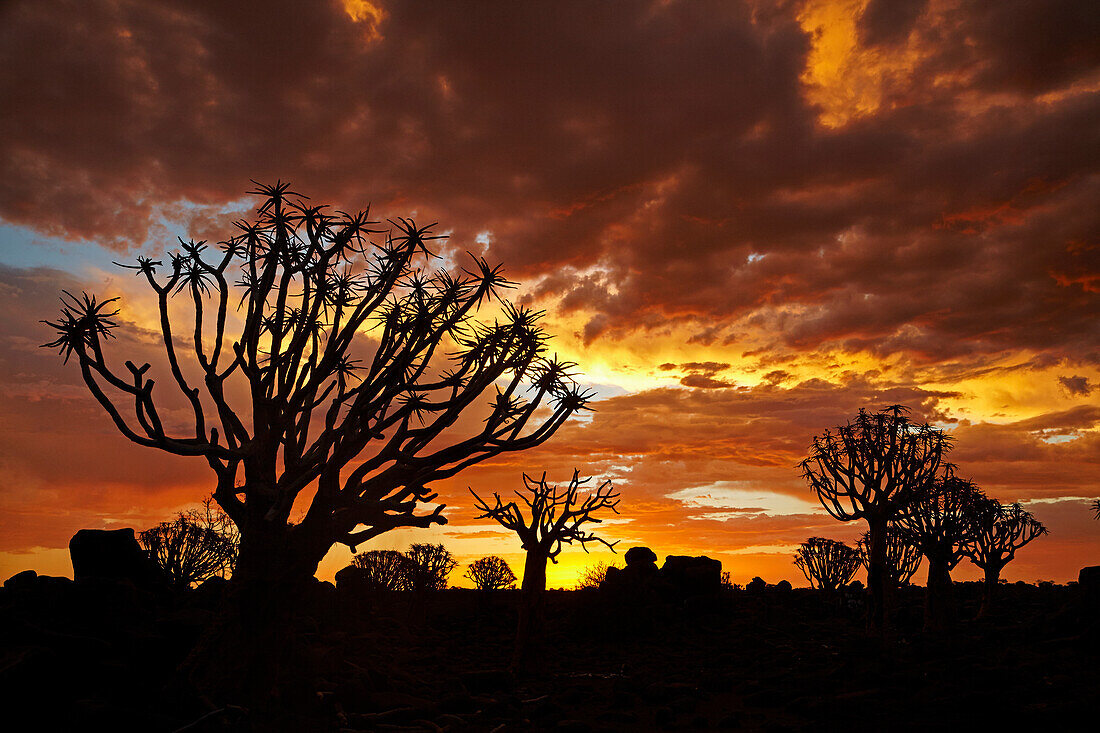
513,550,549,673
979,562,1004,618
867,514,889,632
924,555,954,632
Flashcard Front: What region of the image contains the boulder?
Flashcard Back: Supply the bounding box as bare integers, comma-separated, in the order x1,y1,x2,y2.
625,546,658,567
4,569,38,589
775,580,792,592
69,528,165,588
1079,565,1100,609
334,565,364,592
746,576,766,593
659,555,722,597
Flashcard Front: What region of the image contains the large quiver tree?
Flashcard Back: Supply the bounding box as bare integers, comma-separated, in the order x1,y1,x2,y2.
964,500,1047,617
800,405,951,631
897,473,986,631
43,182,593,595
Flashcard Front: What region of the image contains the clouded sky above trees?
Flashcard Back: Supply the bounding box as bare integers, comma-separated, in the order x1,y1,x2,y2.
1,0,1097,586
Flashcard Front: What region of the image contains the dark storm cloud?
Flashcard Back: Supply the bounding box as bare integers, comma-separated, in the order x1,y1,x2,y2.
0,0,1097,366
1059,375,1092,397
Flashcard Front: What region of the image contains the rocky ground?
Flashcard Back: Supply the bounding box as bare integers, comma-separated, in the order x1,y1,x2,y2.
1,571,1096,732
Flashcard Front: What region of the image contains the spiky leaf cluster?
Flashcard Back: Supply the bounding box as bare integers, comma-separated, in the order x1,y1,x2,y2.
964,500,1047,573
464,555,517,590
897,473,987,570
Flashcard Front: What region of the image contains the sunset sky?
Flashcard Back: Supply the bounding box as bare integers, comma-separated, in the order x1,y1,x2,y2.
1,0,1097,588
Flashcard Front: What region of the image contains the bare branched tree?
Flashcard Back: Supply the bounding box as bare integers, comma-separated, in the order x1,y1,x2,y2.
42,182,593,599
964,500,1047,616
471,470,620,594
800,405,951,630
793,537,862,591
140,511,238,590
857,525,922,587
404,543,457,591
897,472,986,631
471,469,619,671
350,549,413,591
575,561,615,590
464,555,516,590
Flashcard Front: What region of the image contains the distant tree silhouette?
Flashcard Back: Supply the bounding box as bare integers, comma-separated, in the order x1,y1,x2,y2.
856,525,922,587
897,473,986,631
575,561,616,590
964,500,1047,616
465,555,516,590
140,500,238,590
471,469,619,671
404,543,457,591
350,549,413,591
794,537,862,591
41,182,592,603
800,405,951,631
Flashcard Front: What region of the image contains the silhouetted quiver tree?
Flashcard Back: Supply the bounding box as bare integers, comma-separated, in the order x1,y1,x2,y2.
350,549,413,591
140,515,237,590
857,526,922,587
964,501,1047,616
800,405,952,631
794,537,862,592
42,182,593,599
465,555,516,590
404,543,457,591
471,469,619,672
897,473,986,631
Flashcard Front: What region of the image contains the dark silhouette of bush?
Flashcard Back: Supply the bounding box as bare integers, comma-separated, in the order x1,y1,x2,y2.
856,525,922,587
794,537,861,591
800,405,951,630
140,499,238,590
404,543,457,591
465,555,516,590
42,181,593,603
575,561,616,590
964,500,1047,616
471,469,619,671
897,473,987,631
349,549,413,591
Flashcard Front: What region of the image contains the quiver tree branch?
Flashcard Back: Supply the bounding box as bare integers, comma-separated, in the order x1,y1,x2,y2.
43,182,594,590
793,537,862,591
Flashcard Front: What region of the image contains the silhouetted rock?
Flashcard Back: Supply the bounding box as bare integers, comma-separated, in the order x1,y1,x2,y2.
334,564,364,592
747,576,766,593
625,546,658,566
775,580,793,592
4,569,37,589
69,528,165,589
1079,565,1100,610
659,555,722,597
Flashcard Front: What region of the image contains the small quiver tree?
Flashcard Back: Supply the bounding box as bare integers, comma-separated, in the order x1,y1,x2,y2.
800,405,951,631
139,497,239,590
350,549,413,591
964,501,1047,617
575,561,615,590
404,543,457,591
794,537,862,592
471,469,620,672
857,525,922,588
465,555,517,590
897,473,986,631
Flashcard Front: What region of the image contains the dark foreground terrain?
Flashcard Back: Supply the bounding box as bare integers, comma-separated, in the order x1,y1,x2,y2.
1,574,1096,732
